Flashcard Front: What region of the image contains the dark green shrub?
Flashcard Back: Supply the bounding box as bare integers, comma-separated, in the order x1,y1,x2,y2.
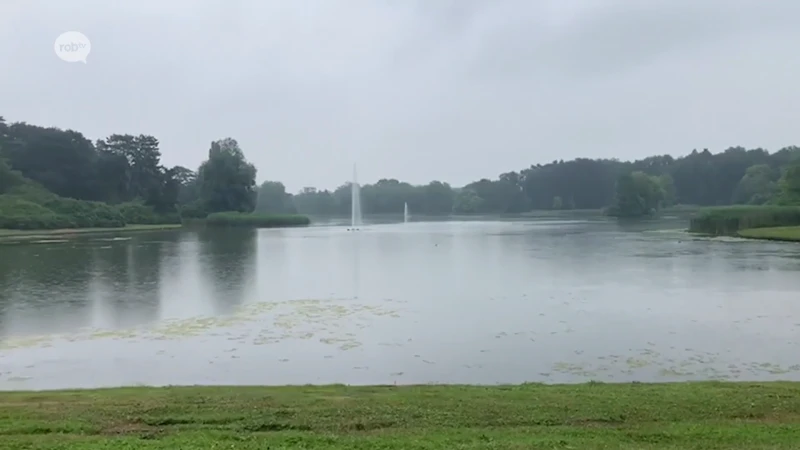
0,158,27,194
180,200,208,219
41,197,125,228
117,201,157,224
205,211,310,228
0,196,75,229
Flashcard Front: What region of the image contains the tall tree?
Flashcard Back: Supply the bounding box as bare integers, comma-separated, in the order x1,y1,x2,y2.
656,174,677,207
3,123,97,200
255,181,296,214
0,157,26,194
732,164,777,205
94,134,180,211
172,166,200,205
421,181,455,214
777,164,800,205
0,116,7,151
197,138,257,213
608,171,665,217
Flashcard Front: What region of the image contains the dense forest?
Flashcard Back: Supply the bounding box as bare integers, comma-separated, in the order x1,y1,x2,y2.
266,147,800,218
0,116,257,229
3,115,800,230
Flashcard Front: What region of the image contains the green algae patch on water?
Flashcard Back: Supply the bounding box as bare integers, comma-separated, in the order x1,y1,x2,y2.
0,298,401,351
88,329,140,340
548,346,800,383
2,383,800,449
658,368,695,377
244,300,399,350
138,299,399,343
0,335,55,350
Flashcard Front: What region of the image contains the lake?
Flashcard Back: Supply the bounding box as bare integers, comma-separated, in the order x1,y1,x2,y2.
2,216,800,390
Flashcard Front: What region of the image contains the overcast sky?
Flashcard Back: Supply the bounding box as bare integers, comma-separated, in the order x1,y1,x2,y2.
2,0,799,192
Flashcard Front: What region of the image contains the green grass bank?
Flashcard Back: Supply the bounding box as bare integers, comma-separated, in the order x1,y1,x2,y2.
0,224,183,242
688,205,800,236
205,211,311,228
1,382,799,449
738,226,800,242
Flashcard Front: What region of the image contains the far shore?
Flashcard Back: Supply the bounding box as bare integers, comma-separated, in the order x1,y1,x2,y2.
0,224,183,241
4,216,800,245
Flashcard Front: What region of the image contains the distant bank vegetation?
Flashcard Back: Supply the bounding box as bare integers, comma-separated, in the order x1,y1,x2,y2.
205,212,310,228
4,114,800,231
259,147,800,225
685,164,800,237
689,206,800,236
0,183,180,230
0,116,309,230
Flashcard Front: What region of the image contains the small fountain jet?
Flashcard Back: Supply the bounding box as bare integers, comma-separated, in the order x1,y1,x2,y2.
348,164,362,231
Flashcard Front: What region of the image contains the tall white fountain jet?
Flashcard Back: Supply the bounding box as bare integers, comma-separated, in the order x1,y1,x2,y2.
404,202,409,223
350,164,362,230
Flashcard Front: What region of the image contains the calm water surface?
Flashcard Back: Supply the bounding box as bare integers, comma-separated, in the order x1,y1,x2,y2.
2,216,800,390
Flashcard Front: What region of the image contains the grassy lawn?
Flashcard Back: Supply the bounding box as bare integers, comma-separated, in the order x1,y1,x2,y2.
738,226,800,242
1,382,799,449
0,224,183,241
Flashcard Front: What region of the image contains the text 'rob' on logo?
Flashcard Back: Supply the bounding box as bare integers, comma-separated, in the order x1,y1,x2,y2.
54,31,91,63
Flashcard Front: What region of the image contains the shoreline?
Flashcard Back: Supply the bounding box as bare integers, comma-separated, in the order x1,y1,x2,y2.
4,222,800,244
678,227,800,243
0,224,183,242
1,382,798,448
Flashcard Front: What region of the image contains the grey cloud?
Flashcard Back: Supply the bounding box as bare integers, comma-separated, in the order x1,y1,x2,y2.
464,0,800,82
2,0,800,191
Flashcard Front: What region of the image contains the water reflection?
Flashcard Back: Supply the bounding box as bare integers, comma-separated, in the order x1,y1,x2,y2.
156,232,212,320
197,228,257,315
0,242,96,336
352,232,360,300
99,237,163,328
0,232,185,338
0,250,16,336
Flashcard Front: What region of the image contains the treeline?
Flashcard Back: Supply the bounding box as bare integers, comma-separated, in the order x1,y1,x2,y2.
0,116,258,229
254,147,800,217
5,114,800,227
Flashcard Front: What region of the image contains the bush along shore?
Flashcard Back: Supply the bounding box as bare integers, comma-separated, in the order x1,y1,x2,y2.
0,190,180,231
1,382,800,449
688,205,800,236
204,211,311,228
0,186,310,237
0,165,309,233
1,163,310,232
